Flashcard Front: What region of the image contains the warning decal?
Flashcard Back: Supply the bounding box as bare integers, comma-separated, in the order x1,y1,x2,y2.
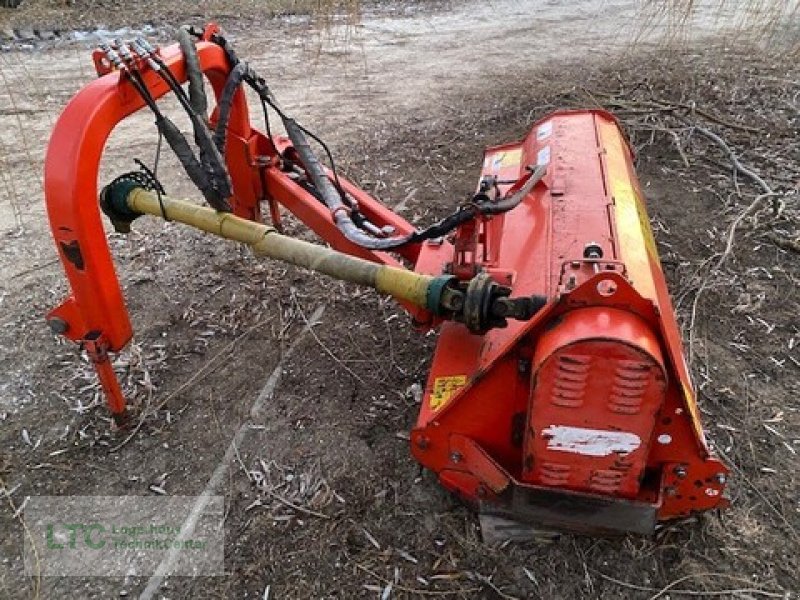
429,375,468,411
485,148,522,172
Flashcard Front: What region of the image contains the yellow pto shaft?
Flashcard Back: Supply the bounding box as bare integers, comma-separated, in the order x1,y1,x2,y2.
124,188,442,311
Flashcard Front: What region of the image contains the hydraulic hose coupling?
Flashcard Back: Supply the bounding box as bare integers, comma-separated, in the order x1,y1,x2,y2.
131,39,160,71
98,41,123,70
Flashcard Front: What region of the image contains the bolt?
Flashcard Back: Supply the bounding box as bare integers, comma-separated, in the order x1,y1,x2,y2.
47,317,68,335
714,473,727,485
673,465,687,479
450,451,462,464
517,358,530,375
566,275,577,291
415,437,429,450
664,486,677,497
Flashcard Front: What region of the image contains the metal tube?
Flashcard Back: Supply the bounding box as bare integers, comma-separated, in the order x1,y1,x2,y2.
126,188,435,308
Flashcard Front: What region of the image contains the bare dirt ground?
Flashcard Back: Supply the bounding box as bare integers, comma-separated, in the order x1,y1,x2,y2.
0,1,798,598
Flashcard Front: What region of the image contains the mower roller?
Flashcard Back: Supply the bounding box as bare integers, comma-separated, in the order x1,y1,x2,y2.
44,25,728,536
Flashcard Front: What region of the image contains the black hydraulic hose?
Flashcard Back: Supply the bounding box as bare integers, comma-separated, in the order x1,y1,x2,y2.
214,61,248,153
127,74,160,115
284,117,416,250
210,33,353,209
480,164,547,215
159,35,225,191
118,42,225,211
125,71,160,115
156,116,222,209
260,98,274,146
211,47,281,158
133,38,232,211
399,165,547,241
99,41,161,116
210,32,241,76
208,33,547,249
109,57,218,209
102,38,230,212
287,116,547,250
154,61,232,204
177,27,208,117
138,37,203,123
210,35,279,150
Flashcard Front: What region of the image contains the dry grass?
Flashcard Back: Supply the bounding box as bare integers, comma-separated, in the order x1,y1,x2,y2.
0,0,362,29
639,0,800,52
3,0,799,42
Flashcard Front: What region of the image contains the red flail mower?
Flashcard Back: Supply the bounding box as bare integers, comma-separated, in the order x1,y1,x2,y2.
45,25,727,536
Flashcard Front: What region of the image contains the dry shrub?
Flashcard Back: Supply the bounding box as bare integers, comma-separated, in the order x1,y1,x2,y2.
639,0,800,52
1,0,362,29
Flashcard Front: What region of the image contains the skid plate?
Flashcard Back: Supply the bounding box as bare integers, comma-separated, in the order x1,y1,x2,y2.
481,484,659,537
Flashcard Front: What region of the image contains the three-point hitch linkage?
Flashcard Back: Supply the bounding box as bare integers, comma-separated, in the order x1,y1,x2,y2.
45,25,728,536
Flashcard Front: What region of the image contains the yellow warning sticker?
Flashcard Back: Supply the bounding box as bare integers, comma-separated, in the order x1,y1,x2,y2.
500,148,522,168
429,375,468,411
486,148,522,172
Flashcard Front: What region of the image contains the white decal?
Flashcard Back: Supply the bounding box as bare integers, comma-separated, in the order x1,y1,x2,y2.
537,145,551,165
542,425,640,457
536,121,553,140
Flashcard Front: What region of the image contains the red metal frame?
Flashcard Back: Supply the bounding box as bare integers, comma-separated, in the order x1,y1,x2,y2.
45,28,431,417
45,32,726,529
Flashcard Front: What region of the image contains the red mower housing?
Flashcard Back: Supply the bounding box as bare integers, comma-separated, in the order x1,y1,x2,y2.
411,111,728,533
